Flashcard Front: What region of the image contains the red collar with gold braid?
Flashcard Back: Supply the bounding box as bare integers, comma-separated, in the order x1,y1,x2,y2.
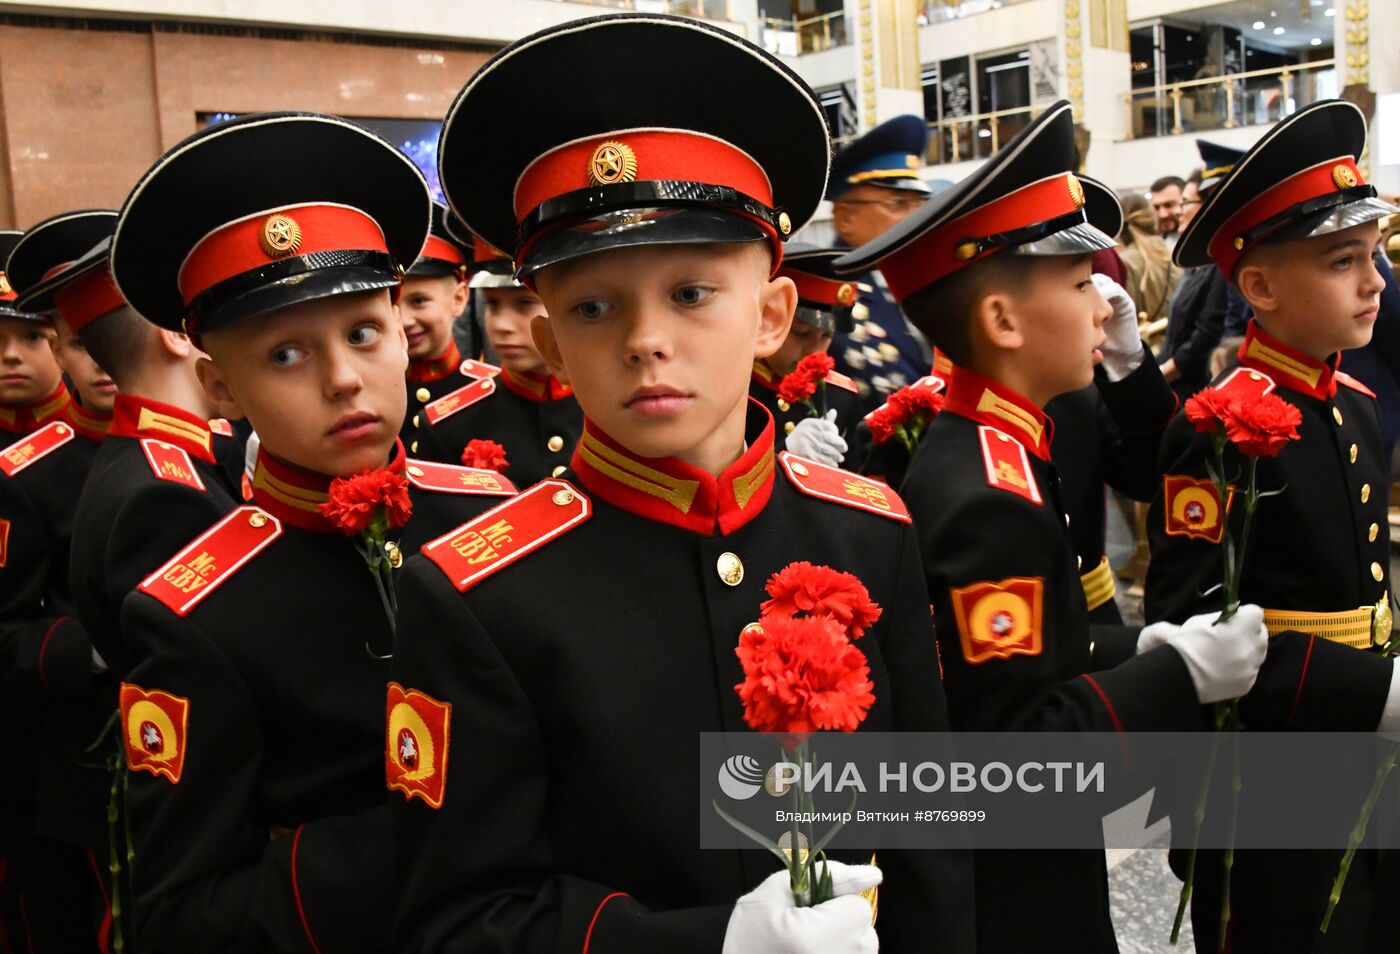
750,359,780,393
1236,319,1338,400
941,365,1052,461
407,339,463,384
499,367,573,404
0,381,71,435
66,399,113,441
570,399,777,535
251,438,408,533
108,394,217,463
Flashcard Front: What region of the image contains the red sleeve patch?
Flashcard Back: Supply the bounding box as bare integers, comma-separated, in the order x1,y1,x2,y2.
778,451,911,522
978,426,1042,505
422,479,591,592
386,682,452,809
1335,371,1376,399
138,506,283,616
120,683,190,784
424,378,496,425
1162,474,1233,543
406,460,517,497
949,577,1044,664
459,358,502,379
1,420,75,477
141,439,207,491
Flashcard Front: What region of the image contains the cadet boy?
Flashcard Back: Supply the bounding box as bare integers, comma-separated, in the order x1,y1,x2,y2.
400,201,471,446
413,235,583,483
390,15,974,953
0,231,68,437
109,112,516,953
748,243,866,467
1145,99,1400,953
835,100,1269,952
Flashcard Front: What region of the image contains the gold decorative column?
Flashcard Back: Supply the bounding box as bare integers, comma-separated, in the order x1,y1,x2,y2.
852,0,923,131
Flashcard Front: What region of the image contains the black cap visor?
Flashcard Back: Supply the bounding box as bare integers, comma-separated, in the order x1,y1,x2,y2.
191,261,399,337
1246,189,1396,250
519,205,769,279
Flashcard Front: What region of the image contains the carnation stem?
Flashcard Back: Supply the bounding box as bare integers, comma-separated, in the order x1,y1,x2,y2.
1218,703,1241,952
1171,704,1226,943
1322,741,1398,932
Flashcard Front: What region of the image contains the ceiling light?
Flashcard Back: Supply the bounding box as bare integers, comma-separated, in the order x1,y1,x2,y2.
1324,6,1335,13
1310,36,1322,44
1252,19,1265,28
1273,25,1285,33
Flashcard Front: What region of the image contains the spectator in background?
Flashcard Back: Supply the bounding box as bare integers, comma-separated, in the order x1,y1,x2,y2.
1149,174,1186,246
1341,250,1400,469
1117,191,1179,337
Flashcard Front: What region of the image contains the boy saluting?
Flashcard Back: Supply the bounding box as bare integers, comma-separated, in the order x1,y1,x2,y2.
834,101,1269,951
389,14,974,953
1145,99,1400,952
108,113,515,954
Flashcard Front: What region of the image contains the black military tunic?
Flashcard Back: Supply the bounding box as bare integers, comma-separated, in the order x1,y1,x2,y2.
413,365,583,485
117,445,515,954
401,338,469,448
748,358,868,465
1045,354,1177,623
0,380,70,439
69,394,238,677
902,367,1204,952
390,403,975,953
1145,320,1397,948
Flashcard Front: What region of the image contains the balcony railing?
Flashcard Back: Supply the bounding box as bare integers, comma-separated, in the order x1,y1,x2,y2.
1124,59,1336,139
551,0,732,20
761,9,847,56
918,0,1038,24
926,104,1042,164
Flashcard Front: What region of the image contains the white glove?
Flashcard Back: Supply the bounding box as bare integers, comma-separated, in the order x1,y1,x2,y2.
723,861,881,954
1379,661,1400,733
786,409,848,466
1136,605,1268,704
1091,274,1146,382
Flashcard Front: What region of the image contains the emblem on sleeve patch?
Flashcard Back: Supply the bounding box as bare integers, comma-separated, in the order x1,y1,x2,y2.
1163,475,1232,543
141,439,206,491
385,682,451,809
950,577,1044,664
139,506,283,616
0,517,10,568
120,683,190,784
778,452,911,522
1,421,74,477
406,460,517,497
458,358,501,379
422,479,591,592
978,426,1042,504
423,378,496,425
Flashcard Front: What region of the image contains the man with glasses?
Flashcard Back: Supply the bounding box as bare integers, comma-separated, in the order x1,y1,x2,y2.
828,115,935,409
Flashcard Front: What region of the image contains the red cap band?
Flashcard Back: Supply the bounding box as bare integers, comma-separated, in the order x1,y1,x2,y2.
472,236,510,267
54,268,126,333
877,173,1083,302
514,129,774,222
40,261,75,283
177,203,389,305
420,235,465,267
783,270,856,309
1208,157,1364,275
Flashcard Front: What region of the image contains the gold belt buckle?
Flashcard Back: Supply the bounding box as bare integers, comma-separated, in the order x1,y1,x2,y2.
1373,595,1394,648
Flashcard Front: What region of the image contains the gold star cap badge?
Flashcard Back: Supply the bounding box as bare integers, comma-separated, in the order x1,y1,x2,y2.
777,212,792,236
587,141,638,187
1332,164,1359,190
259,214,303,259
0,274,10,296
954,241,979,262
1067,174,1085,209
836,282,856,306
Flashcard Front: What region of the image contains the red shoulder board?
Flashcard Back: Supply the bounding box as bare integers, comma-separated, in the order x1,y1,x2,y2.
825,370,859,394
138,506,283,616
978,426,1043,505
141,439,207,491
423,378,496,426
386,682,451,809
405,460,516,497
1213,366,1276,400
778,451,911,523
422,479,590,592
120,683,190,784
1,420,75,477
459,358,501,379
1335,371,1376,399
208,417,234,438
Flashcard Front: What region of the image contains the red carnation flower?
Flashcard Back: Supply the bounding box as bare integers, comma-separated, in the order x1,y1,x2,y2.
735,615,875,736
1184,389,1234,435
762,561,883,639
462,439,510,473
778,368,817,406
866,406,896,445
1223,392,1302,458
318,468,413,536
